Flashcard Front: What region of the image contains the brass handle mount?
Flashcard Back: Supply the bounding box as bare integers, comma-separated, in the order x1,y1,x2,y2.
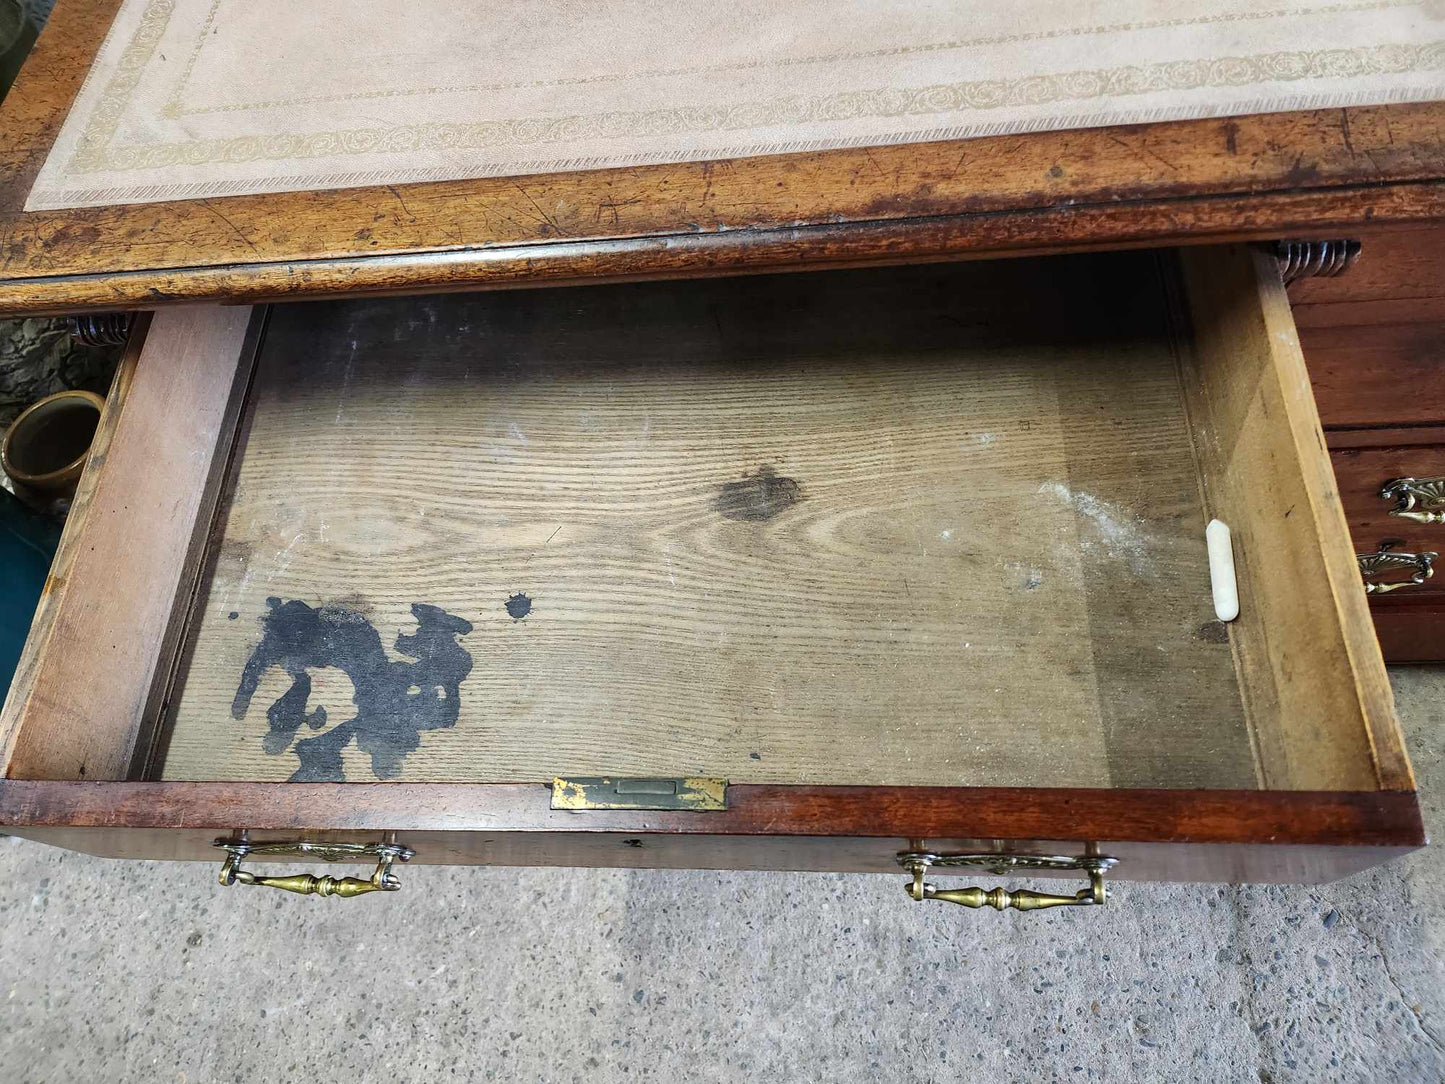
215,840,414,898
898,850,1117,913
1380,477,1445,526
1358,542,1437,595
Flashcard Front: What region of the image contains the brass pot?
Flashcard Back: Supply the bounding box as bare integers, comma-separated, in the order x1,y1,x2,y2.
1,389,105,502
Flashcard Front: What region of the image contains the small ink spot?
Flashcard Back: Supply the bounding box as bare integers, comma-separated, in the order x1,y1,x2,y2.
228,611,239,620
1048,164,1065,178
623,838,644,849
1024,570,1043,590
749,752,762,760
1197,621,1230,644
714,464,801,522
505,593,532,620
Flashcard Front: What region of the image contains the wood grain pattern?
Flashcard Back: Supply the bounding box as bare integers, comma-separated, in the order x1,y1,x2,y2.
2,182,1443,317
158,254,1259,790
1285,226,1445,660
1327,426,1445,451
0,306,262,781
1370,598,1445,664
1174,245,1410,793
0,780,1423,884
1290,229,1445,432
1289,226,1445,319
1304,322,1445,430
1,1,1445,312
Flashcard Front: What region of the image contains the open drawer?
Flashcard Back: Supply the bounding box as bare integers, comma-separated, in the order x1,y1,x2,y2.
0,245,1422,912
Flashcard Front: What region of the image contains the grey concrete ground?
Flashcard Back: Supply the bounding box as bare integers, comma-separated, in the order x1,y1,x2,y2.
0,668,1440,1082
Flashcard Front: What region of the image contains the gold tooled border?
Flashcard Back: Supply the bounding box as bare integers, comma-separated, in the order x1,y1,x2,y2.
69,40,1445,176
161,0,1417,120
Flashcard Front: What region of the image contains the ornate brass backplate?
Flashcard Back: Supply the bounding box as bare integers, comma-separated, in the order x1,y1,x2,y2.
897,849,1119,914
214,839,414,899
1380,477,1445,526
1358,543,1437,595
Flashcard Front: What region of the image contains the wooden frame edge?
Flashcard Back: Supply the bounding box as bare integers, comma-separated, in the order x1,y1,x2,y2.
1,306,266,780
0,781,1423,849
1244,245,1416,792
2,181,1444,317
0,314,150,769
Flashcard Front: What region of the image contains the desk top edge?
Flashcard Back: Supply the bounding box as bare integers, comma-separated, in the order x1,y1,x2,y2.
2,0,1444,314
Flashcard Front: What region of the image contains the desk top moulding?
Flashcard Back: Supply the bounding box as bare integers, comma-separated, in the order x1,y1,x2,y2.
0,0,1442,314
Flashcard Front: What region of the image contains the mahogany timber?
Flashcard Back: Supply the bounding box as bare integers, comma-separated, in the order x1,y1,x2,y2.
1331,443,1445,601
2,0,1445,313
0,781,1424,884
1370,598,1445,664
1287,227,1445,661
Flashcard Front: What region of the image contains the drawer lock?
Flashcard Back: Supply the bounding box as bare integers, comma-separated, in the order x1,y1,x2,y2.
1380,477,1445,526
215,839,414,899
551,776,727,811
897,847,1117,914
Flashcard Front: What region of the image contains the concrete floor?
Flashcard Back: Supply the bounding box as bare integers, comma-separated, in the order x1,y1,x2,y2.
0,668,1440,1082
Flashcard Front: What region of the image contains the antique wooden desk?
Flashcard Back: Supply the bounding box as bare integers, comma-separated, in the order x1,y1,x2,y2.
0,0,1440,910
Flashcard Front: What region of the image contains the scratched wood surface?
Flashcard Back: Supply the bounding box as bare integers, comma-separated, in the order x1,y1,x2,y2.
154,252,1261,789
2,0,1445,313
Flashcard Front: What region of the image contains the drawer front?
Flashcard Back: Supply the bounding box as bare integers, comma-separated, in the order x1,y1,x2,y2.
1291,226,1445,431
0,245,1420,895
1331,444,1445,600
0,781,1424,888
1304,322,1445,429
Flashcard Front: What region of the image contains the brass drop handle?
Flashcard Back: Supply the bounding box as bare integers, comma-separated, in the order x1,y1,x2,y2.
898,850,1116,914
215,840,414,899
1380,477,1445,525
1358,543,1437,595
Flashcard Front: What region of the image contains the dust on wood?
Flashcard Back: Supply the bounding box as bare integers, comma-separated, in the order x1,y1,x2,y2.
158,255,1258,789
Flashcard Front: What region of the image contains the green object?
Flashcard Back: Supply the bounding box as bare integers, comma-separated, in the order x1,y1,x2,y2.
0,0,36,103
0,487,60,704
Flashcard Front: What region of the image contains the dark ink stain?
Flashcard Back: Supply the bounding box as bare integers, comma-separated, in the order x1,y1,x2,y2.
749,752,762,760
1283,153,1323,187
1197,621,1230,645
1222,119,1239,156
714,464,801,522
228,611,239,620
505,593,532,620
1048,164,1065,178
623,838,644,849
231,597,474,782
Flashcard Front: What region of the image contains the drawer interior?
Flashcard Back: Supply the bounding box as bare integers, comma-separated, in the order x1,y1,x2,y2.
0,247,1410,796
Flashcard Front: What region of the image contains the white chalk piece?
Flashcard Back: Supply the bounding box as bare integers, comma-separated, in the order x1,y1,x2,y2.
1206,519,1239,622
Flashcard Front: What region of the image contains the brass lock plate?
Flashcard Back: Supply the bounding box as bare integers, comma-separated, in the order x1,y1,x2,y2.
551,776,728,811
